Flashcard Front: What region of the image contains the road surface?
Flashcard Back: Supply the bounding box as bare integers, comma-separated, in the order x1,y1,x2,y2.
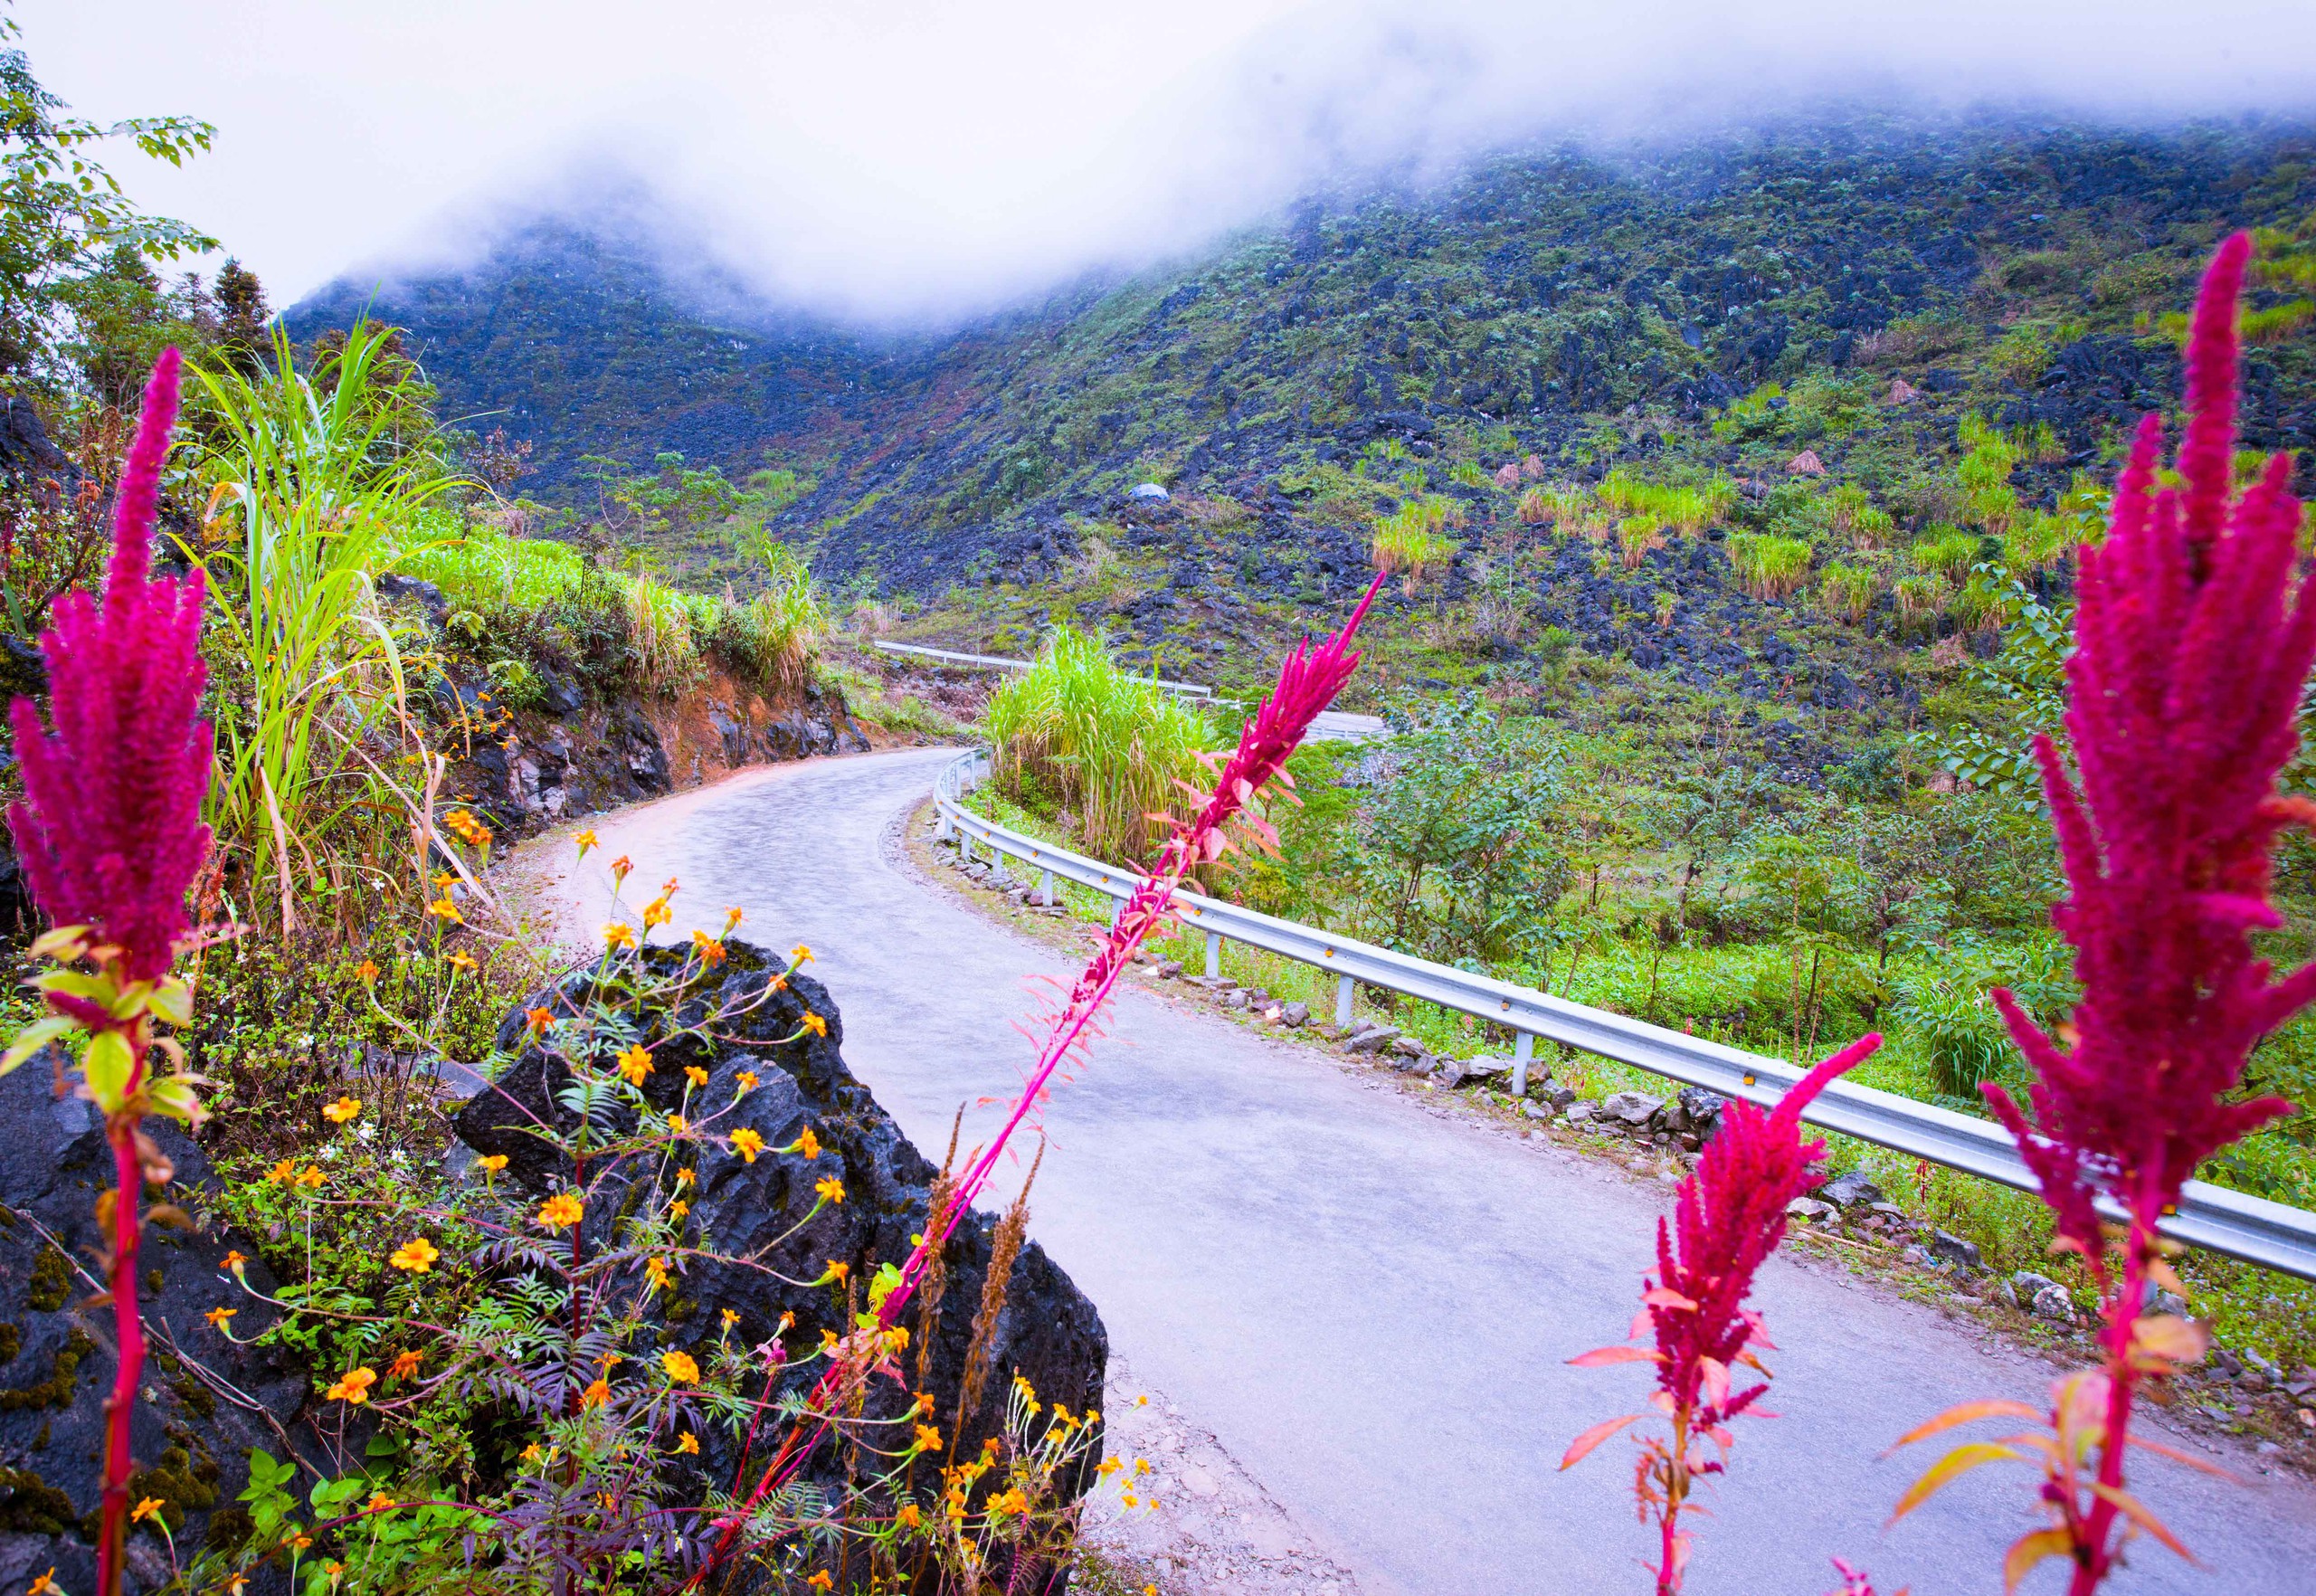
507,746,2316,1596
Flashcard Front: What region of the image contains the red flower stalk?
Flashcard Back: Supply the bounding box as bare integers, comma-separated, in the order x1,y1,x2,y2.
1901,233,2309,1595
8,347,213,986
4,348,212,1596
696,573,1389,1578
1562,1033,1881,1595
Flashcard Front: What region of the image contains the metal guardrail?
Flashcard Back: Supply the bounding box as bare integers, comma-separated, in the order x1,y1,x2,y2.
872,639,1214,698
932,750,2316,1281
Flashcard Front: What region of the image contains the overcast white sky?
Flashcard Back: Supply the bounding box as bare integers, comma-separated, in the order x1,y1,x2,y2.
21,1,2316,324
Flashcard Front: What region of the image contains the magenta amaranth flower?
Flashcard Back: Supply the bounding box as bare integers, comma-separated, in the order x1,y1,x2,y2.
1647,1033,1880,1428
1895,234,2311,1596
7,347,212,984
1988,230,2305,1260
1564,1034,1880,1593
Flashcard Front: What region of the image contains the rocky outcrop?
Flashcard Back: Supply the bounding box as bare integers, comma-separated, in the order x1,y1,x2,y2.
435,669,870,840
452,942,1108,1536
0,1060,307,1595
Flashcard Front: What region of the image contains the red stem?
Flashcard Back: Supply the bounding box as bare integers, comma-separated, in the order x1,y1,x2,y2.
98,1108,146,1596
2069,1216,2151,1595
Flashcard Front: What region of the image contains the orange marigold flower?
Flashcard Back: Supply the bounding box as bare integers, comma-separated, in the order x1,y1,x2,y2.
448,950,478,972
476,1154,508,1179
603,921,636,951
668,1113,688,1134
794,1126,820,1160
730,1127,765,1164
426,895,461,923
721,1307,740,1331
814,1175,845,1206
824,1259,850,1285
327,1367,377,1404
684,1064,708,1088
615,1043,652,1085
295,1165,326,1189
800,1012,828,1038
676,1166,697,1186
221,1249,247,1272
808,1573,832,1592
669,1199,689,1220
610,854,632,882
265,1160,295,1184
526,1006,555,1033
724,905,743,931
536,1192,583,1230
204,1306,234,1328
130,1496,166,1524
28,1567,57,1595
641,897,672,929
323,1095,361,1125
388,1349,422,1381
661,1349,699,1384
574,829,597,855
736,1069,759,1091
897,1501,922,1529
914,1423,942,1452
389,1238,440,1273
675,1430,699,1456
791,944,813,964
356,958,379,985
580,1377,610,1410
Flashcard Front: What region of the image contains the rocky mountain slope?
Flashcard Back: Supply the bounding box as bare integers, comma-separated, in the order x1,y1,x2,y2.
290,110,2316,727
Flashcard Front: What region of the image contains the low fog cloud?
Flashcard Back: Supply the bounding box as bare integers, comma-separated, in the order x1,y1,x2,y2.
24,0,2316,324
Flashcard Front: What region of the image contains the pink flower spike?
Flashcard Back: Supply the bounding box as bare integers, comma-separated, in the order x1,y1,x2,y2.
6,348,213,982
1985,231,2303,1265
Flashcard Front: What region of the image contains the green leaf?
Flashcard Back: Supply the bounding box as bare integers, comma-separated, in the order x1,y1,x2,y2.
0,1016,75,1077
147,978,194,1028
82,1030,133,1108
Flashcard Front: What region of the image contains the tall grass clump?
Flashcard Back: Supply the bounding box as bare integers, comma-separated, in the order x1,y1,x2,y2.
620,572,701,696
1725,532,1812,600
726,540,826,693
982,626,1214,863
1910,528,1980,580
1372,496,1463,582
189,321,459,931
1818,562,1876,622
1618,516,1666,569
1892,575,1945,633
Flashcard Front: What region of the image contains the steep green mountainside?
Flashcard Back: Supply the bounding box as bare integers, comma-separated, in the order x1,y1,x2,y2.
286,218,941,496
291,112,2316,755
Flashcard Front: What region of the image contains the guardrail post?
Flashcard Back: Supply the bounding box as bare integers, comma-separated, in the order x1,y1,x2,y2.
1335,974,1353,1027
935,810,952,842
1512,1031,1534,1097
1039,869,1053,907
1204,931,1221,980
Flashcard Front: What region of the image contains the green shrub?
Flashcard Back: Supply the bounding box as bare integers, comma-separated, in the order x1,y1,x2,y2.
1891,940,2074,1101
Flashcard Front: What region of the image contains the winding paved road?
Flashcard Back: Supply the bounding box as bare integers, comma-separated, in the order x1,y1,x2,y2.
510,747,2316,1596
